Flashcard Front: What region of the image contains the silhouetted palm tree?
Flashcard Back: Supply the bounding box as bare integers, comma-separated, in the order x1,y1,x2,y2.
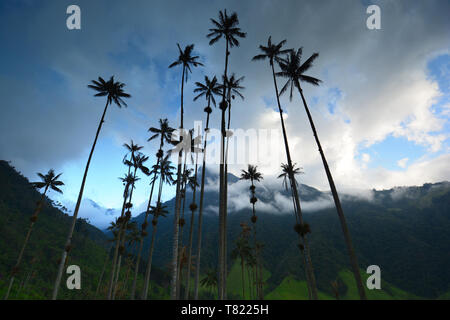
240,165,264,299
53,76,130,299
4,170,63,300
142,156,175,299
231,236,252,299
192,75,222,299
207,9,246,300
277,48,366,299
252,38,317,298
130,119,174,299
108,142,144,299
169,43,203,300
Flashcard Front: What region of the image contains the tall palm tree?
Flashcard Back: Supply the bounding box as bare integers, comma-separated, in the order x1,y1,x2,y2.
112,170,141,300
52,76,130,299
141,156,175,299
207,9,246,300
253,38,319,299
231,234,252,299
192,75,222,299
277,48,367,300
112,153,149,299
4,169,64,300
107,143,144,299
129,119,174,299
169,43,203,300
240,165,264,299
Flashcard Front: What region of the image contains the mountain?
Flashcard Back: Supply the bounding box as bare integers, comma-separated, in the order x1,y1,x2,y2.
0,160,170,299
128,167,450,299
1,159,449,299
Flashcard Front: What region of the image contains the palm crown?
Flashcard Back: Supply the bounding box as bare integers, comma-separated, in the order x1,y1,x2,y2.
276,48,322,100
148,118,175,148
88,76,131,107
240,164,263,182
252,36,292,65
207,9,246,47
169,43,203,80
278,163,303,191
193,75,222,108
32,169,64,194
223,73,245,101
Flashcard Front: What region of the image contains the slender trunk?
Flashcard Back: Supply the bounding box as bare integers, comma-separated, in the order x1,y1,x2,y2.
112,166,138,299
130,155,160,299
170,65,186,300
270,62,318,299
52,100,110,300
218,39,230,300
184,153,199,299
4,187,48,300
94,244,112,299
176,158,188,299
194,109,210,299
107,187,129,299
142,222,158,299
296,84,366,300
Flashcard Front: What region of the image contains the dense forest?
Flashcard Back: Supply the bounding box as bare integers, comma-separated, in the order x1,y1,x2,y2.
1,160,449,299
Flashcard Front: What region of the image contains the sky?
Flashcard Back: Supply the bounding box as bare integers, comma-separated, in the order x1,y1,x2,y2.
0,0,449,228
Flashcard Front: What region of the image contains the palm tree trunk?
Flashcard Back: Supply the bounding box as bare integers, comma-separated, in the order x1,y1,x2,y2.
170,65,186,300
107,188,129,299
184,153,199,299
177,159,188,299
130,157,160,299
52,100,110,300
270,62,318,299
4,188,48,300
112,167,138,300
296,83,366,300
218,39,230,300
193,108,211,299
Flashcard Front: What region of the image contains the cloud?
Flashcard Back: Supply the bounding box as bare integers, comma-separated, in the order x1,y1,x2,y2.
0,0,449,222
397,157,409,168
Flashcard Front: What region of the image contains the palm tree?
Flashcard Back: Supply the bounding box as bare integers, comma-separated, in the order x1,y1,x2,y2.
107,142,144,299
253,38,320,299
192,75,222,299
169,43,203,300
200,269,218,298
240,165,264,299
112,171,141,300
52,76,130,299
277,48,367,299
141,156,175,299
207,9,246,300
112,153,149,299
231,236,252,299
222,74,245,292
4,169,63,300
129,119,174,299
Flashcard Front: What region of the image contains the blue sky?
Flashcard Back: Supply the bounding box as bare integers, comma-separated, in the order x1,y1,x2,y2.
0,0,449,227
